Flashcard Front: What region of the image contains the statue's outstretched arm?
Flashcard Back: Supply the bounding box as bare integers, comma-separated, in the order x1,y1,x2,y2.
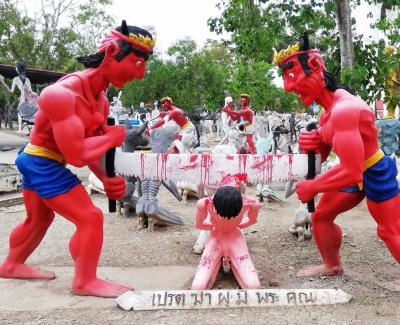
195,198,213,230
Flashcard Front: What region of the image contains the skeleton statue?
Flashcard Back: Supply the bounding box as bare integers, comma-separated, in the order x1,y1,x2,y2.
119,121,149,217
285,181,312,241
135,126,184,230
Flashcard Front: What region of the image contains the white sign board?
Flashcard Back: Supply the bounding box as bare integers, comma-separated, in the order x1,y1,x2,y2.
116,288,352,311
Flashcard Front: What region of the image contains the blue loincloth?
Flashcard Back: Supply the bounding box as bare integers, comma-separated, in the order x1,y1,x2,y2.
340,155,399,202
15,147,80,199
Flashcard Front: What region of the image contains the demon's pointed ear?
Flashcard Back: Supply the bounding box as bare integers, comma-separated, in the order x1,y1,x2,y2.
308,55,324,74
121,20,129,36
300,32,310,51
103,40,120,63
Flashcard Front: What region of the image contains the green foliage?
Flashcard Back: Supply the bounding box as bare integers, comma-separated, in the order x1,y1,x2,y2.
0,0,36,66
0,0,115,72
209,0,400,106
122,39,232,111
207,0,340,110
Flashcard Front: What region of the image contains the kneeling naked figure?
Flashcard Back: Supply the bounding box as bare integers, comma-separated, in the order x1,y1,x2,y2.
191,184,262,290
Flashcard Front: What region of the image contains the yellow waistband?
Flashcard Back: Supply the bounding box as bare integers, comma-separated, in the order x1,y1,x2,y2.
363,149,384,171
181,121,192,129
24,143,66,165
358,149,385,190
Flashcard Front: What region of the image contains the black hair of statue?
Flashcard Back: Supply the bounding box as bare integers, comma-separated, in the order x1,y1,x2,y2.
16,61,27,84
213,186,243,220
76,52,105,68
76,20,153,67
323,71,355,95
115,39,150,62
297,52,311,76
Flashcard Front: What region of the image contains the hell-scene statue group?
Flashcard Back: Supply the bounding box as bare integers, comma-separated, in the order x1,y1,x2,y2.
0,20,399,300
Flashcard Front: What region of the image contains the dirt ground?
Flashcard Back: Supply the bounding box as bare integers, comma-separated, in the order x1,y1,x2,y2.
1,164,400,324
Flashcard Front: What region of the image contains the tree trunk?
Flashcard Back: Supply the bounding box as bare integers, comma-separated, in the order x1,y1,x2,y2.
335,0,354,69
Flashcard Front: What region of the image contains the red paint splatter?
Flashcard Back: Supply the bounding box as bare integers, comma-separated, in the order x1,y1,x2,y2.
140,152,145,178
288,154,293,179
200,255,214,268
201,154,214,185
161,153,168,180
179,155,200,171
237,255,249,263
250,155,267,183
239,154,248,174
267,155,273,183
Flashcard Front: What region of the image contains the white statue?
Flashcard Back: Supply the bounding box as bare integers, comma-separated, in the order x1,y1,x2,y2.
221,96,235,139
0,61,38,132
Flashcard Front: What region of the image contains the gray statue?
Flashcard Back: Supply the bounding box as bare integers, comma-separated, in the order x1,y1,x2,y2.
122,122,183,230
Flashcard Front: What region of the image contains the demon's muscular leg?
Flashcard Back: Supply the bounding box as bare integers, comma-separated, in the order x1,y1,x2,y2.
44,184,132,297
297,191,365,277
367,195,400,290
0,190,55,279
368,194,400,261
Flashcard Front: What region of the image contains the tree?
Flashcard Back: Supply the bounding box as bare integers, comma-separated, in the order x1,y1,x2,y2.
208,0,339,110
0,0,116,128
335,0,355,69
0,0,116,72
122,39,233,111
0,0,36,66
208,0,400,106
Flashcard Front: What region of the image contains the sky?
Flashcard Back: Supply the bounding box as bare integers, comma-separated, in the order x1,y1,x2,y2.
108,0,228,58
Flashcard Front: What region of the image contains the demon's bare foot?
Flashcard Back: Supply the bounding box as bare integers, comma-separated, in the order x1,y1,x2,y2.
0,262,55,279
296,264,343,277
72,278,132,298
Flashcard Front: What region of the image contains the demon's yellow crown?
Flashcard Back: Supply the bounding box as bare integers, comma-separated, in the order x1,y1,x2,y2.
273,42,300,66
129,33,156,50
